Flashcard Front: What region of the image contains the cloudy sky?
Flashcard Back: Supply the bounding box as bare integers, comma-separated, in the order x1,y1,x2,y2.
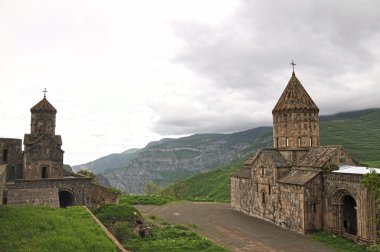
1,0,379,165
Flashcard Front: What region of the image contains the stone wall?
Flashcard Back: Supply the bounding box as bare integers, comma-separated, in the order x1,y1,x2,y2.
7,188,59,207
0,138,23,181
304,175,323,232
89,183,119,207
231,177,253,214
6,177,92,206
0,165,6,205
323,173,377,244
277,183,305,233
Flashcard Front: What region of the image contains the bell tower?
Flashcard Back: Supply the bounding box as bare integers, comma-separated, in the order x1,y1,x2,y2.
30,89,57,137
272,67,319,149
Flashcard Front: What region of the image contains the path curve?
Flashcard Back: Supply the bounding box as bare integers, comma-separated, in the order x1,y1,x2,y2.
136,201,334,252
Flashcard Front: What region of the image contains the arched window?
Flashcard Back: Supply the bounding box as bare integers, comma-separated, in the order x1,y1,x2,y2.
298,137,301,147
276,138,279,147
310,137,313,147
261,167,264,176
286,137,289,147
262,192,266,204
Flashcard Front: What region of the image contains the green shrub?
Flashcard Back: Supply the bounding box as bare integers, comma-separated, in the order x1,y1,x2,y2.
119,194,173,206
114,221,133,243
92,204,141,226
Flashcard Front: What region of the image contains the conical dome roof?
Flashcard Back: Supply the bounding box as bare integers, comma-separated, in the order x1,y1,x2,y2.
30,98,57,113
272,73,319,113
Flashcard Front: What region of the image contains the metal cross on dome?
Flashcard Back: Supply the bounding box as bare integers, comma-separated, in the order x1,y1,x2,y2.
290,60,296,73
43,88,47,98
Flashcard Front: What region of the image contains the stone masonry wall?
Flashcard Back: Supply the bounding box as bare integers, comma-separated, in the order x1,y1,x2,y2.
7,188,59,207
277,183,305,233
0,165,6,205
231,177,253,214
323,173,377,243
304,175,323,232
89,183,119,207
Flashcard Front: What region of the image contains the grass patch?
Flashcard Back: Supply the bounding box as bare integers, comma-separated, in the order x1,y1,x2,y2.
363,161,380,168
119,194,174,205
0,205,116,252
161,159,244,202
125,220,226,252
309,231,367,252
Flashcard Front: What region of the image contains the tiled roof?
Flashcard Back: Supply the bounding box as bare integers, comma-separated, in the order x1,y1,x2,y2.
272,73,319,113
245,149,290,168
31,98,57,113
233,168,252,178
294,146,341,168
277,169,320,185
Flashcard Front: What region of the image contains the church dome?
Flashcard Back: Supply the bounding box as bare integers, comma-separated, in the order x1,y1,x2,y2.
272,72,319,113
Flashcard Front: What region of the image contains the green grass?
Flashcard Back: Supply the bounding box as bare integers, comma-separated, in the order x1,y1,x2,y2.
119,194,174,205
320,108,380,162
0,205,116,252
161,159,244,202
123,218,227,252
309,231,368,252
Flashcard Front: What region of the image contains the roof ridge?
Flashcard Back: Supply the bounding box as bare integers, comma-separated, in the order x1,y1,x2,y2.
31,97,57,113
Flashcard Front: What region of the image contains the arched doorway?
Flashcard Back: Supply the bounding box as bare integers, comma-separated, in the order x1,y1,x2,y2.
58,190,75,208
342,195,357,235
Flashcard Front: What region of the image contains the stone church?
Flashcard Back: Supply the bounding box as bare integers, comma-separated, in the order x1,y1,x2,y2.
231,71,378,244
0,94,118,208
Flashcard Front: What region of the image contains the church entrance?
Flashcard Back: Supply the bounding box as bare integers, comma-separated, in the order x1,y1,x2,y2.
342,195,357,235
58,190,75,208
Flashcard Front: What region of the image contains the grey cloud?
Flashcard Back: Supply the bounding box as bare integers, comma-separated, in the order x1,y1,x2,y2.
151,0,380,135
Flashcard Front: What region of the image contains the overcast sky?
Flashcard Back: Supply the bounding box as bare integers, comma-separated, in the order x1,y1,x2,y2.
1,0,380,165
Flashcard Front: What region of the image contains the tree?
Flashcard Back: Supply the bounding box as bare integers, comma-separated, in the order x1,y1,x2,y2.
144,182,161,196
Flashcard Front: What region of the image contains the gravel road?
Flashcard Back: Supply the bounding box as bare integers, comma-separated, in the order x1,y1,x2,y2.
136,201,335,252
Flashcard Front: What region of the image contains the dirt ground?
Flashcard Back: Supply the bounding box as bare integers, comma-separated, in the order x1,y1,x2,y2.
136,201,335,252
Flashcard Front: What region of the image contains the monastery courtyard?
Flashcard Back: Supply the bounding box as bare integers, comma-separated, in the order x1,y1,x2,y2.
136,201,335,252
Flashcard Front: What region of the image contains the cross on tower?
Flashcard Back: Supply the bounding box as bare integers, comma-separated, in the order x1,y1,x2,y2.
43,88,47,98
290,60,296,74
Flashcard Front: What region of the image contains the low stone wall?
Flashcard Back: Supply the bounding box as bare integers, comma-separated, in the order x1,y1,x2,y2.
7,188,59,207
0,165,6,205
89,183,119,207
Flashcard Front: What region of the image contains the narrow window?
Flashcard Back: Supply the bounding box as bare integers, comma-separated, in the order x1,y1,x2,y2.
256,183,258,193
262,192,266,204
312,203,316,213
3,149,8,163
298,137,301,147
268,185,271,195
276,138,279,147
286,137,289,147
261,167,264,176
309,137,313,147
42,167,48,178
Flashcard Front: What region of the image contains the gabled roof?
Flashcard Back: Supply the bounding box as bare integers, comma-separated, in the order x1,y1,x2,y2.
233,168,252,178
294,146,341,168
31,98,57,113
272,73,319,113
277,169,320,185
244,149,290,168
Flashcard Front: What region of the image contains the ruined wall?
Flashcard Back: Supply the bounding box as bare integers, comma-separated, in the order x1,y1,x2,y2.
231,177,253,214
277,183,305,233
323,173,377,244
0,165,6,205
304,175,323,232
89,183,119,207
7,188,59,207
0,138,23,181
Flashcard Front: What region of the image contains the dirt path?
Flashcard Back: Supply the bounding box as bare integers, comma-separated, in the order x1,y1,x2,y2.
136,201,335,252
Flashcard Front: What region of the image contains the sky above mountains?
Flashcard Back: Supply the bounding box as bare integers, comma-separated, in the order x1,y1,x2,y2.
1,0,380,165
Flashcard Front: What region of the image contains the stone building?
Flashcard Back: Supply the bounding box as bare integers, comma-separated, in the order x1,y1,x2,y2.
0,95,118,207
231,71,379,244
